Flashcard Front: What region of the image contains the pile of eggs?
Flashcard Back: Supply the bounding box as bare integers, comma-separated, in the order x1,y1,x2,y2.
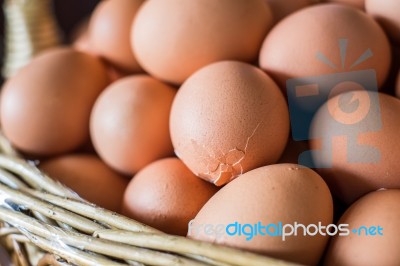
1,0,400,265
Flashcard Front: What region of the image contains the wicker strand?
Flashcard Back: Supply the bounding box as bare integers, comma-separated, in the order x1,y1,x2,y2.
10,237,30,266
0,155,79,198
0,183,105,234
93,230,300,266
27,233,128,266
0,207,209,266
26,189,160,234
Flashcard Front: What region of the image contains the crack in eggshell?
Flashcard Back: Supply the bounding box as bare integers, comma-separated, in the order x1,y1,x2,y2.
191,122,261,186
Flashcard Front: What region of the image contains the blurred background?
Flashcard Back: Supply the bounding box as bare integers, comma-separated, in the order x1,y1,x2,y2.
0,0,101,83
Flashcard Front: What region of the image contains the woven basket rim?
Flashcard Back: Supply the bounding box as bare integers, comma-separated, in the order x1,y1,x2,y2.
0,132,299,266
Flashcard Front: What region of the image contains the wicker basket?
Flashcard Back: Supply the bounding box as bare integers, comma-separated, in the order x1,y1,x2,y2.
0,1,299,265
0,131,300,266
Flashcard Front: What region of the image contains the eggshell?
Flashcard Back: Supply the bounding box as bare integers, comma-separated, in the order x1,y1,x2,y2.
326,0,364,9
40,154,129,212
170,61,289,186
324,189,400,266
132,0,273,84
89,0,144,73
189,164,333,265
259,4,391,90
122,158,218,236
366,0,400,44
90,75,176,175
0,47,109,156
265,0,320,23
309,91,400,204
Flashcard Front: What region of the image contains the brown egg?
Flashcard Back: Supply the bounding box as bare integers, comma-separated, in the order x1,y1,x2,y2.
170,61,289,186
40,154,129,212
259,4,391,91
89,0,144,73
132,0,273,84
189,164,333,265
265,0,320,23
366,0,400,44
324,189,400,266
309,91,400,204
325,0,364,9
122,158,218,236
0,47,109,156
90,75,176,175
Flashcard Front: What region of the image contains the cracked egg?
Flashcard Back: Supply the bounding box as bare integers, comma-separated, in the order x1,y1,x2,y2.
170,61,290,186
